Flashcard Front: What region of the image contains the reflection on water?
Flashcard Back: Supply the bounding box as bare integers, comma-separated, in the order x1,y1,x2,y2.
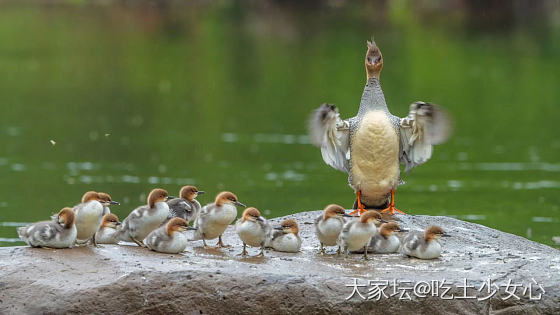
0,1,559,247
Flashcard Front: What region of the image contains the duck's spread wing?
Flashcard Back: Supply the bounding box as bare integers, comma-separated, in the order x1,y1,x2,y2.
399,102,452,172
308,103,350,173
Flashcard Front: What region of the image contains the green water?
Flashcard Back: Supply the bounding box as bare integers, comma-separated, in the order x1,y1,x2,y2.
1,2,559,247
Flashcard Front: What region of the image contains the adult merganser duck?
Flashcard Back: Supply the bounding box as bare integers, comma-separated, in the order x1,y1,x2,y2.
309,39,452,215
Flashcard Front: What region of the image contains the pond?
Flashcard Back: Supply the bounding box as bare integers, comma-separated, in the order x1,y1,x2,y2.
0,1,558,247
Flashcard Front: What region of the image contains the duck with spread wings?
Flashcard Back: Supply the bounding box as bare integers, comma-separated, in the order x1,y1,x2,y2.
308,40,452,215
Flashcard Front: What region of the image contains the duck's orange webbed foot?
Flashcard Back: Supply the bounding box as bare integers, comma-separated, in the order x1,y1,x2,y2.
349,191,368,216
380,189,406,215
380,205,405,215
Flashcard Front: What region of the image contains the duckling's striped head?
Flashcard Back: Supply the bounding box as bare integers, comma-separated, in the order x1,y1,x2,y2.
98,192,119,206
323,204,347,219
242,207,262,222
148,188,169,208
360,210,384,224
215,191,245,207
279,219,299,235
81,191,100,203
166,217,191,235
101,213,120,228
180,185,204,201
58,207,75,229
425,225,450,241
379,222,404,237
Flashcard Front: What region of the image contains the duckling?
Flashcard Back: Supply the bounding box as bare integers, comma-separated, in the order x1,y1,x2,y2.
368,222,407,254
145,217,196,254
270,219,302,253
338,210,385,260
192,191,245,248
235,207,271,257
95,213,121,244
166,185,204,224
314,204,352,254
401,225,450,259
97,192,120,216
118,188,172,247
73,191,104,246
17,208,77,248
309,40,452,215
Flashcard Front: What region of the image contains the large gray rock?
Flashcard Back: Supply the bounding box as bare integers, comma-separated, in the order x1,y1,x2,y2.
1,211,558,314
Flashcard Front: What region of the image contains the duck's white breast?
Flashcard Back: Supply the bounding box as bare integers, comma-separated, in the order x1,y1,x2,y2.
351,110,400,205
272,234,300,253
50,225,77,248
416,240,442,259
236,221,265,247
162,232,188,253
134,202,170,240
346,224,376,251
373,234,400,253
96,227,118,244
213,204,237,225
75,201,104,240
317,218,344,246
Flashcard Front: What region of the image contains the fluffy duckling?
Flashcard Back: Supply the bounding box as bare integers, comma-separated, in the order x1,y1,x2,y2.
192,191,245,248
338,210,385,260
270,219,302,253
145,218,196,254
118,188,172,247
314,204,352,254
97,192,120,216
18,208,77,248
368,222,407,254
95,213,121,244
166,185,204,224
73,191,104,246
235,207,271,257
401,225,450,259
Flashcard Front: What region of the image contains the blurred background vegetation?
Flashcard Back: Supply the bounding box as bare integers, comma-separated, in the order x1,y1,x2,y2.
0,0,559,246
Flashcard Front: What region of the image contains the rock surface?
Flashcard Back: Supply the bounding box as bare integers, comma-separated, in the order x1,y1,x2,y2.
1,211,559,314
